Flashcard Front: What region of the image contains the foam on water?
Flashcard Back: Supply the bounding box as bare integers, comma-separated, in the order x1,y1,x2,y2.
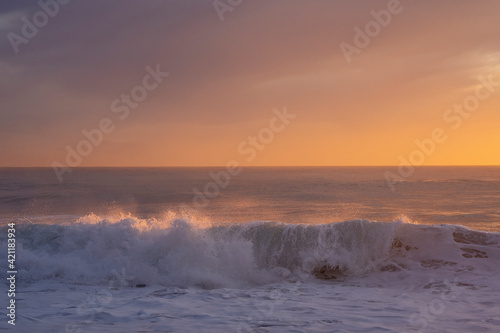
2,215,499,290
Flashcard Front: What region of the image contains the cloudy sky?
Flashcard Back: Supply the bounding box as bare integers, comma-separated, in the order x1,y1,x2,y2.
1,0,499,167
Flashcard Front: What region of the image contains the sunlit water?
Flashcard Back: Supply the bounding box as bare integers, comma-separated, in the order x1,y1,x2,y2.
2,166,500,230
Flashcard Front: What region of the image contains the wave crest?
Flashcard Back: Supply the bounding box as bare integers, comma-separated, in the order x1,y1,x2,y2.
1,216,498,288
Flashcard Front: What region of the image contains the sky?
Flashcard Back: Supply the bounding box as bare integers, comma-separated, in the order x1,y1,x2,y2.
1,0,499,167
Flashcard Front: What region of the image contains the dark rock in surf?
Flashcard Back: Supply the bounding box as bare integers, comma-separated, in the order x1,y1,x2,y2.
312,265,342,280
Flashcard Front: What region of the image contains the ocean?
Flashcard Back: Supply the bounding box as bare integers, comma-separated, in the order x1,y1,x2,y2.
1,166,499,332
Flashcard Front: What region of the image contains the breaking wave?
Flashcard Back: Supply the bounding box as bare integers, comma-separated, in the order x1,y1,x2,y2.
1,216,499,288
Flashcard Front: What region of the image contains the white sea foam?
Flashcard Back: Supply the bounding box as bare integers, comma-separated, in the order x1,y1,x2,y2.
2,216,499,288
1,216,500,332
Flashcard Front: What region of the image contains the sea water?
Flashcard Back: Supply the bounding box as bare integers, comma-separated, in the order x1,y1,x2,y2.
0,167,499,332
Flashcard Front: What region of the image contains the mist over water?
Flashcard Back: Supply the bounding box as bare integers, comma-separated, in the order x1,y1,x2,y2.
1,166,499,230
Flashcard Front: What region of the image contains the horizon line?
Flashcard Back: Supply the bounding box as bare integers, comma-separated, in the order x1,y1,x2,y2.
1,165,500,168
